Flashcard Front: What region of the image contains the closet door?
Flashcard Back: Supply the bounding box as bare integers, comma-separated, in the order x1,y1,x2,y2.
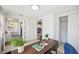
68,13,79,53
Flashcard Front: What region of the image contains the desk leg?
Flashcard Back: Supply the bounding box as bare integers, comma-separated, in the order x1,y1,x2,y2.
56,49,57,54
54,49,57,54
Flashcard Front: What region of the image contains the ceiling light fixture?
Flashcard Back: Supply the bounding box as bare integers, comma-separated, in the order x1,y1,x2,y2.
32,5,40,10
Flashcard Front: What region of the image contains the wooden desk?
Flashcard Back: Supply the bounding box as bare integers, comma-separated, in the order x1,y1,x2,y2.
21,39,58,54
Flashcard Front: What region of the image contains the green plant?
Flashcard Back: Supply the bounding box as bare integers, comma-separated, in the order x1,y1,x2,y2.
45,34,48,38
10,37,26,47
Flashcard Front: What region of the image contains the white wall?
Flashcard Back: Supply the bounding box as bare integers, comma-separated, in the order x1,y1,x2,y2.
42,14,55,39
54,15,59,41
28,18,37,40
23,14,58,41
22,18,37,41
22,18,28,41
68,13,79,53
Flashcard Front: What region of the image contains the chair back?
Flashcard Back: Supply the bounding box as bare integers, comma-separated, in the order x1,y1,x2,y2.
64,42,78,54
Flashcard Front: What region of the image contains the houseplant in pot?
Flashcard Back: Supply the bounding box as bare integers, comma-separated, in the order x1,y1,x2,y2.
10,36,26,53
45,34,49,40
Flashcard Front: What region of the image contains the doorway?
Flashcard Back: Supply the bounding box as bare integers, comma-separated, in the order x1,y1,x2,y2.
59,16,68,43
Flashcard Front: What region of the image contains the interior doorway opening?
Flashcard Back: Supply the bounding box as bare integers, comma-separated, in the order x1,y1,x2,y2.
59,16,68,43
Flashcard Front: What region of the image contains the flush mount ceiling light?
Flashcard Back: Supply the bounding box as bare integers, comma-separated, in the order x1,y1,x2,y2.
32,5,40,10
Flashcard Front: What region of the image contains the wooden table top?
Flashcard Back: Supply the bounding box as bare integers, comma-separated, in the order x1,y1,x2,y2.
21,39,58,54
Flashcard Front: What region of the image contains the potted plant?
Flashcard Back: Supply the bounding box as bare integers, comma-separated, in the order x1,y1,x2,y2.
45,34,49,40
10,36,26,53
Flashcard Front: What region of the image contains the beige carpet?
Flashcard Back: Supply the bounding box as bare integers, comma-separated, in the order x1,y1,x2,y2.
57,42,64,54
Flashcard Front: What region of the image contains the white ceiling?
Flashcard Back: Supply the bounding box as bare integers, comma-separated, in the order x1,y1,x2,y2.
1,5,79,18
